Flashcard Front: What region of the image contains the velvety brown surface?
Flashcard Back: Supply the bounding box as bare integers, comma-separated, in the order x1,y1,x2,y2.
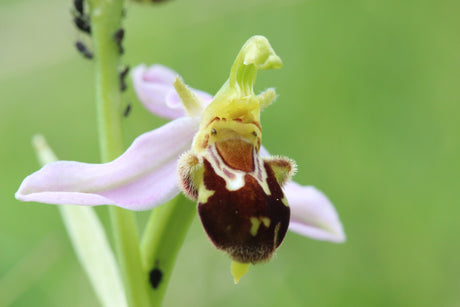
198,159,290,263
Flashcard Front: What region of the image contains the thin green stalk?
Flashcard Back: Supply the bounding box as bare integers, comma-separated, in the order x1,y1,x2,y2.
141,194,196,306
87,0,151,306
88,1,124,162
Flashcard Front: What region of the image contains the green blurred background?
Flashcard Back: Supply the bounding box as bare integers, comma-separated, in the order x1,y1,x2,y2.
1,0,459,306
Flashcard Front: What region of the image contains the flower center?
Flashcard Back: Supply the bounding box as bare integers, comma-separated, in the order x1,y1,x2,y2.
216,139,254,172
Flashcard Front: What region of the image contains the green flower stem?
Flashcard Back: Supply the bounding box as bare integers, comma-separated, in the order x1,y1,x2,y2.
88,0,151,306
108,208,151,307
88,0,124,161
141,194,196,306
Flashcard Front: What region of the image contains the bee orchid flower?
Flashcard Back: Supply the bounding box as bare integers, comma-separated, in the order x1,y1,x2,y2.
16,37,345,281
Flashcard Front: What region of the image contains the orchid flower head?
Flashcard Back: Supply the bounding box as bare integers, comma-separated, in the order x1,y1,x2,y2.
176,36,295,269
15,36,345,282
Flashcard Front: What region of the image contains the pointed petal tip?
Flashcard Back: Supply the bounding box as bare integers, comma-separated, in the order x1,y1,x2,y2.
285,182,346,244
289,221,346,244
332,224,347,243
14,190,23,201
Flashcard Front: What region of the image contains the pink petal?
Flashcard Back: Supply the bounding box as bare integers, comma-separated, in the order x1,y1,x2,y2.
286,182,346,243
16,117,200,211
259,146,345,242
132,64,212,119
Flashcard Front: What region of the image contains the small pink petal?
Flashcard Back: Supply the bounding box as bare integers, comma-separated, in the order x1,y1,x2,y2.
16,117,200,211
286,182,346,243
141,64,178,84
132,64,212,119
259,146,270,157
259,146,345,242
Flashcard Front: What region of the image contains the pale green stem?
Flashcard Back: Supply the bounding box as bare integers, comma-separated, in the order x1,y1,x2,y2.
141,194,196,306
87,0,151,306
88,0,124,161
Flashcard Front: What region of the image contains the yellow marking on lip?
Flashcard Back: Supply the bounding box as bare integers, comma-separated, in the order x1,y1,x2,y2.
261,217,271,228
250,217,262,236
250,216,271,236
281,196,289,207
197,185,215,204
273,222,281,247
